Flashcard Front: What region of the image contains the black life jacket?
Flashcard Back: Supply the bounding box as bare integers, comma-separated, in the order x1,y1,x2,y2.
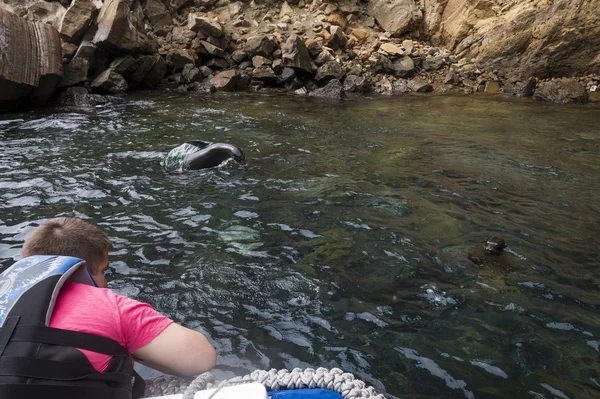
0,255,145,398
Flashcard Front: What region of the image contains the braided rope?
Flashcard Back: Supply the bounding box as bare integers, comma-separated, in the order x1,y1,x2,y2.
182,368,385,399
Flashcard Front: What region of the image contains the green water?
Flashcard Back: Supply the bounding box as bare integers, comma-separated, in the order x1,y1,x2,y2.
1,92,599,398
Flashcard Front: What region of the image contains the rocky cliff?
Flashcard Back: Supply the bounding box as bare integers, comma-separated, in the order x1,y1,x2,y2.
0,0,598,110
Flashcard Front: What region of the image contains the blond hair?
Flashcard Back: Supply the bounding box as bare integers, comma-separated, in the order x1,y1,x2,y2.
21,217,113,273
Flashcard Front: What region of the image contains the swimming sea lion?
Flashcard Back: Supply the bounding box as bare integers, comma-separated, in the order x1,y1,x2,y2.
162,141,245,171
468,235,513,270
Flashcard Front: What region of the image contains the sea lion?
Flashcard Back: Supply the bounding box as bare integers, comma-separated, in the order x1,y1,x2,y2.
468,235,513,270
162,141,245,171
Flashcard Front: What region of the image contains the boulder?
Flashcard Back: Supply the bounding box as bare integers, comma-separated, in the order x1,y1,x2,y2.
142,55,166,88
502,78,536,97
166,49,196,70
188,14,223,37
367,0,422,36
0,9,63,110
93,0,157,54
315,61,345,84
211,69,240,91
282,34,313,74
309,79,344,99
91,68,128,93
199,40,226,58
484,80,501,93
58,56,90,87
128,55,156,87
407,79,433,92
59,0,98,43
328,25,347,50
25,1,67,30
252,67,277,84
56,86,109,106
343,75,371,93
110,55,139,77
422,55,445,71
391,56,415,77
277,67,296,84
243,35,278,58
533,78,588,104
143,0,171,28
181,64,201,83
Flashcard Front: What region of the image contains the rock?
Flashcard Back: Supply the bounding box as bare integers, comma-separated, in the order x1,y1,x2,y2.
142,55,166,88
91,68,128,93
188,14,223,37
533,78,588,104
236,73,251,90
242,35,278,58
305,39,322,58
392,56,415,78
25,1,67,30
328,25,347,50
368,0,422,37
165,0,191,13
206,58,229,69
58,56,90,87
199,65,213,77
167,49,196,70
282,34,313,74
56,86,109,106
199,40,226,58
484,80,501,93
61,42,78,61
407,79,433,92
422,55,445,71
325,12,346,29
380,43,402,56
252,66,277,84
502,78,536,97
314,50,334,66
392,79,409,93
443,73,460,85
280,1,295,18
402,39,414,54
343,75,371,93
252,56,271,68
0,9,63,110
110,55,138,77
143,0,171,28
309,79,344,99
181,64,201,83
59,0,98,43
315,61,345,84
128,55,156,87
93,0,157,54
231,50,247,63
435,0,600,79
277,67,296,84
351,28,370,42
210,69,240,91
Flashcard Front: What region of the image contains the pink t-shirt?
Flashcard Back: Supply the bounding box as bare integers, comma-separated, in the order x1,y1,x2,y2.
49,282,173,372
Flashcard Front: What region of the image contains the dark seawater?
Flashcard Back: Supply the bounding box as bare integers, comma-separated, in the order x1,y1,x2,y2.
1,92,599,399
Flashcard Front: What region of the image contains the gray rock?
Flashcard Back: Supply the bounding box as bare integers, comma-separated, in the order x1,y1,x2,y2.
315,61,345,84
277,67,296,84
282,34,313,74
242,35,278,58
252,66,277,84
231,50,247,63
392,56,415,77
128,55,156,87
210,69,240,91
443,73,460,85
181,64,201,83
422,55,445,71
407,79,433,92
142,55,166,88
91,69,128,93
328,25,347,50
199,66,213,77
110,55,138,77
59,0,98,43
503,77,536,97
188,14,223,37
533,78,588,104
309,79,344,99
166,49,196,71
56,86,109,106
368,0,422,36
199,40,226,58
143,0,171,28
58,56,90,87
343,75,371,93
392,79,409,93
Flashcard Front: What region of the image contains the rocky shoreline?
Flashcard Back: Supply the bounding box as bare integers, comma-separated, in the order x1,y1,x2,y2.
0,0,598,110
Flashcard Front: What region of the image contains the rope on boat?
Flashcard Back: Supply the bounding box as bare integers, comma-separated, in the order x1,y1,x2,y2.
182,367,386,399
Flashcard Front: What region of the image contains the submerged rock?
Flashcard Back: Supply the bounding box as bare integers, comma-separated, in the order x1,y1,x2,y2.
56,86,109,106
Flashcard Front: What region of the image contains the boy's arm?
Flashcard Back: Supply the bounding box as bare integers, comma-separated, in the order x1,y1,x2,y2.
133,323,217,376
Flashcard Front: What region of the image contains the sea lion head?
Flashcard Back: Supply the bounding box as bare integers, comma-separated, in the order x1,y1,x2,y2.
484,235,506,255
229,146,245,165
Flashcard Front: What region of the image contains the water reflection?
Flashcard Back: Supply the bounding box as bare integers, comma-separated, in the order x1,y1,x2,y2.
1,93,599,398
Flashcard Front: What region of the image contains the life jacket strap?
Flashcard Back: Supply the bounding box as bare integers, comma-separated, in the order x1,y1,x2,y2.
0,317,19,357
8,324,130,357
